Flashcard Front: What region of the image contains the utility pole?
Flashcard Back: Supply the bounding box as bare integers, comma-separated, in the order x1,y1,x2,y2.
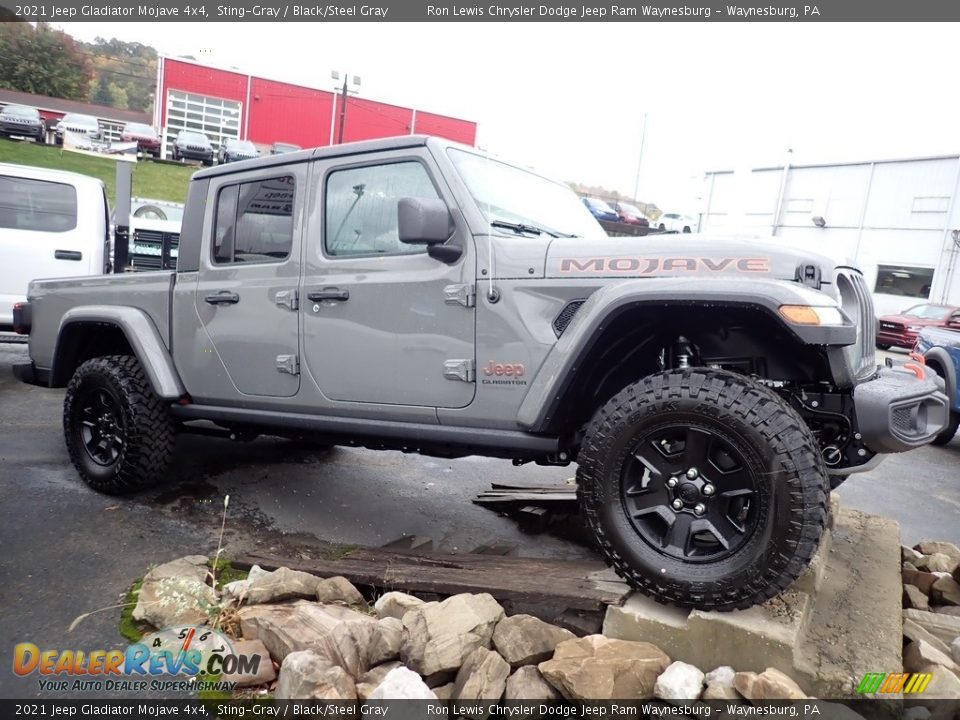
633,112,648,201
337,74,348,144
331,71,360,145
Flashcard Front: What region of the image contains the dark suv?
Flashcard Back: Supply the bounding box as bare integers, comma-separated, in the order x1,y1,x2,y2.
218,138,259,165
172,131,214,166
0,104,45,142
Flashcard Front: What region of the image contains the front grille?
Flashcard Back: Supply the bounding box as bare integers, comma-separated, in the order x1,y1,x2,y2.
840,270,877,376
553,300,586,337
129,229,180,271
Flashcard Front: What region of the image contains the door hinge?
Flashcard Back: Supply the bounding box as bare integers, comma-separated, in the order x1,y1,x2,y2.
276,354,300,375
274,289,299,311
444,283,475,308
443,358,475,383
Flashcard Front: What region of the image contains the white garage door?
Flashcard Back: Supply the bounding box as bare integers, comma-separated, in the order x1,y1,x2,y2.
164,90,241,158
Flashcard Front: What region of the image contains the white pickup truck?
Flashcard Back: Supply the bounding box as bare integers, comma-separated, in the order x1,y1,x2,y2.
0,163,110,336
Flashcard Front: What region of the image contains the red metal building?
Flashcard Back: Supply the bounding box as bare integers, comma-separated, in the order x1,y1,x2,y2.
153,57,476,157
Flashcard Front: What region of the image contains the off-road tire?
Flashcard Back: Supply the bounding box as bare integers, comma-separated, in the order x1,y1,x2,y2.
63,355,175,495
930,411,960,446
577,368,829,611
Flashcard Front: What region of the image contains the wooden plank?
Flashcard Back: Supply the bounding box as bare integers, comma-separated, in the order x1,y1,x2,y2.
236,548,629,612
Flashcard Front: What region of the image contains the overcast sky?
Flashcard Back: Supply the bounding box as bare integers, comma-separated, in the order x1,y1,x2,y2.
55,22,960,211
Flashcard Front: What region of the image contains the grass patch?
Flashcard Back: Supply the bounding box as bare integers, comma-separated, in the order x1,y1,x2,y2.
209,558,249,590
0,137,195,204
118,579,150,644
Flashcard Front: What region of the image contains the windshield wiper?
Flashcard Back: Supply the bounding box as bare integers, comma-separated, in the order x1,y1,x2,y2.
490,220,560,238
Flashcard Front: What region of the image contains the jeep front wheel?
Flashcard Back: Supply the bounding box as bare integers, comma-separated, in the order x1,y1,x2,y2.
63,355,175,494
577,368,828,611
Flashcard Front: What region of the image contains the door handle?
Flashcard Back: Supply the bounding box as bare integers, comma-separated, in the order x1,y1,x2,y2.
307,288,350,302
55,250,82,261
204,291,240,305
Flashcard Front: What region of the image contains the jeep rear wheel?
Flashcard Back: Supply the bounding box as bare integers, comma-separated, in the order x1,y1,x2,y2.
63,355,175,495
577,368,829,611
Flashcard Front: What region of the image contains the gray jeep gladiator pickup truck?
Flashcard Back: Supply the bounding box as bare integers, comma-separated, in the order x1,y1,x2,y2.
12,135,949,611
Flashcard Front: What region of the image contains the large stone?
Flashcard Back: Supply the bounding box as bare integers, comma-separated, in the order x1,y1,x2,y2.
244,567,323,605
703,683,741,700
904,585,930,611
239,600,376,677
316,576,366,607
492,614,575,667
275,650,357,700
452,647,510,707
931,576,960,606
924,554,960,574
904,640,959,674
952,638,960,666
400,593,505,676
919,664,960,699
221,639,276,688
356,662,403,700
654,661,705,701
368,617,402,666
915,542,960,563
133,556,218,629
903,618,954,657
538,635,670,700
369,666,438,699
375,592,425,621
904,546,926,564
905,609,960,645
505,666,560,701
934,606,960,617
221,564,269,604
903,569,940,595
734,668,807,700
705,666,736,688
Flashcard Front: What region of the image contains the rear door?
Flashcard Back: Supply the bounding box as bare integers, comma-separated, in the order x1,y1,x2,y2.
0,172,101,325
193,166,304,398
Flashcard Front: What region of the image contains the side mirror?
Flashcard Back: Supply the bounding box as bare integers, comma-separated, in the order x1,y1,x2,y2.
398,197,453,244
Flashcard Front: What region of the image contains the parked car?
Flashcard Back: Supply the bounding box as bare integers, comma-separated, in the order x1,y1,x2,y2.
0,104,45,143
581,197,619,222
0,163,109,335
172,131,214,166
54,113,101,146
916,326,960,444
270,142,301,155
11,135,948,612
218,138,260,165
613,201,650,227
120,122,161,158
656,213,696,233
876,303,960,350
117,198,185,273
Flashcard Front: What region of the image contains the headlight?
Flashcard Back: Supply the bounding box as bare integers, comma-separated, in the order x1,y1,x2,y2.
779,305,847,326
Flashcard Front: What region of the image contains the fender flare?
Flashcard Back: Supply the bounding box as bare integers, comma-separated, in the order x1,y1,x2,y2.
922,346,958,409
52,305,186,400
517,277,857,432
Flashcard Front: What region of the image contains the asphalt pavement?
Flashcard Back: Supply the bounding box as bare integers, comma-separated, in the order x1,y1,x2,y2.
1,342,957,698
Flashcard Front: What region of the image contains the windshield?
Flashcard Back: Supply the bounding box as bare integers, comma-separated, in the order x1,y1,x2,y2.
448,149,602,238
63,114,97,128
587,198,616,213
4,105,38,118
179,133,208,145
125,123,155,136
903,304,952,320
231,140,257,152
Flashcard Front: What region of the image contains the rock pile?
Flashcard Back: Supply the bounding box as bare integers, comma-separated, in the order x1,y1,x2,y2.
901,541,960,697
131,545,960,702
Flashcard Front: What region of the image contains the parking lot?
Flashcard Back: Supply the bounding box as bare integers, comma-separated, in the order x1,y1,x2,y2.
1,341,958,697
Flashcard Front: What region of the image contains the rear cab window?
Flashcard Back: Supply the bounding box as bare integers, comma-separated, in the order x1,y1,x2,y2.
0,176,77,232
212,176,295,264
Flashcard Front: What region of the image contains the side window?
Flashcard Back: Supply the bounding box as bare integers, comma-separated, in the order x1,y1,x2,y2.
325,161,439,256
0,176,78,232
213,176,294,264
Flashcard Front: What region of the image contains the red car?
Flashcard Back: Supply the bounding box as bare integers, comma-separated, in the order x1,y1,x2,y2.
613,201,650,227
120,122,161,158
876,303,960,349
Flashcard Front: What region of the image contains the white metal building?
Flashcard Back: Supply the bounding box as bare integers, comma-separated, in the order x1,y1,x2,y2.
699,155,960,317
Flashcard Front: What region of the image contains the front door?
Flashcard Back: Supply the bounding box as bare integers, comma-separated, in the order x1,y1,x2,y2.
194,168,303,398
301,153,476,409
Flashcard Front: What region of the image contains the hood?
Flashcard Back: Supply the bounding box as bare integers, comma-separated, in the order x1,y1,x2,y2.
879,314,945,326
544,234,846,283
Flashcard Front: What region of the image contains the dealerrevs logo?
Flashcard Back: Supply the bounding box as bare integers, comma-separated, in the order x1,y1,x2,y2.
13,626,256,693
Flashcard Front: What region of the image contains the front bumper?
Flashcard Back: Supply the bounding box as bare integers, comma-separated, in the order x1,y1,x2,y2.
876,329,916,348
0,121,42,136
855,365,949,453
178,148,213,161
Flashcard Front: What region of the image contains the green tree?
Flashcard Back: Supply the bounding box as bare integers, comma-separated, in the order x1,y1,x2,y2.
0,22,93,100
82,36,157,113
